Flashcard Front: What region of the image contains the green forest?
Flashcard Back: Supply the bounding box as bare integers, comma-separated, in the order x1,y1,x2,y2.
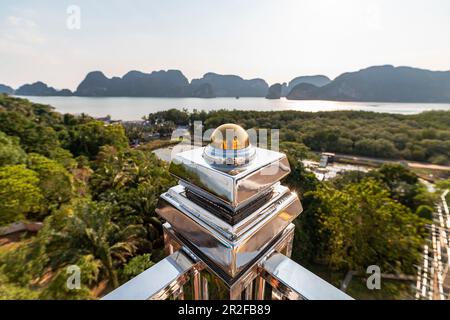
0,95,175,299
0,95,448,299
145,108,450,164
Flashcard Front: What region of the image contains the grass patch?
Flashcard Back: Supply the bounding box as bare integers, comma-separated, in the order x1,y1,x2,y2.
410,167,450,181
137,139,180,151
346,276,415,300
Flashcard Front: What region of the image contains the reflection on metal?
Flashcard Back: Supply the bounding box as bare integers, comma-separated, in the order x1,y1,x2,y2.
255,276,266,300
103,124,353,300
161,222,295,300
102,251,197,300
157,185,302,277
169,146,290,207
203,124,255,168
209,124,250,151
416,190,450,300
260,253,353,300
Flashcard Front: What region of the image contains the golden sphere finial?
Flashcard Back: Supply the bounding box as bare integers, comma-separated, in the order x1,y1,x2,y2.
203,124,255,170
209,124,250,151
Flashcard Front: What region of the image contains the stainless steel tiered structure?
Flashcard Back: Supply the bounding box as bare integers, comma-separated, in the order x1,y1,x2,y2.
104,124,352,300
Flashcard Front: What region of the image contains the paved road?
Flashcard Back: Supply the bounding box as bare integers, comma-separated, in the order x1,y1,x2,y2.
330,153,450,172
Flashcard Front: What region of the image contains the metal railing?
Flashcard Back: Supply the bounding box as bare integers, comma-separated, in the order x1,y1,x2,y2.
103,251,198,300
260,253,352,300
415,190,450,300
103,250,353,301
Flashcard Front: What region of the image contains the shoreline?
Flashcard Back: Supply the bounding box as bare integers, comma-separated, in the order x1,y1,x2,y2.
11,95,450,121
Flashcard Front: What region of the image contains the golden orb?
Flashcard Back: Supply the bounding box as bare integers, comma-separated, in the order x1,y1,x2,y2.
209,124,250,151
203,124,255,170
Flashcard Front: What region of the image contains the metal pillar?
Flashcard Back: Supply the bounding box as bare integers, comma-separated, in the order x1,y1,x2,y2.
103,124,352,301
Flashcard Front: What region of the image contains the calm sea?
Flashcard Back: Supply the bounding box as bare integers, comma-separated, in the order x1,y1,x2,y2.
17,96,450,121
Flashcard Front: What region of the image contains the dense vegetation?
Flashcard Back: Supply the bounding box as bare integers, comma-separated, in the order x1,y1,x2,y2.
143,109,441,276
0,96,446,299
277,143,432,276
144,108,450,165
0,95,174,299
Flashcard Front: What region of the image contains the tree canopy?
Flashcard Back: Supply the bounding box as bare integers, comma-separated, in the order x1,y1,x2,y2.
310,178,426,273
0,95,174,298
0,165,43,226
0,131,27,166
147,108,450,165
0,95,441,299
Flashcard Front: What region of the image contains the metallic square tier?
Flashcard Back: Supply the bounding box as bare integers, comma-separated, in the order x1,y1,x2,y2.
169,147,291,210
156,184,302,277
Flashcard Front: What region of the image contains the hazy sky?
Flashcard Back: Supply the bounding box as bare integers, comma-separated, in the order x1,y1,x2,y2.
1,0,450,90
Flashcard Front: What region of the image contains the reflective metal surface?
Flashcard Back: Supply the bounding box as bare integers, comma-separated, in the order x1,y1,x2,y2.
156,187,302,277
169,146,291,209
103,124,353,301
203,124,256,169
104,224,353,300
163,223,297,299
208,124,250,150
260,253,354,300
165,184,291,237
203,144,256,170
102,251,197,300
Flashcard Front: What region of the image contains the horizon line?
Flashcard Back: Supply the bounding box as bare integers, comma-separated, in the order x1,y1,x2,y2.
3,63,450,92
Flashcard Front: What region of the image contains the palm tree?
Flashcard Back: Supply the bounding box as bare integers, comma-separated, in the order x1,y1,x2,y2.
41,199,146,288
90,147,174,250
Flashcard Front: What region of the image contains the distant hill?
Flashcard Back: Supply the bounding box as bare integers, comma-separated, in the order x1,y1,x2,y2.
265,76,330,99
190,73,268,97
75,70,270,98
287,65,450,102
286,83,320,100
189,83,216,98
0,84,14,95
266,83,282,99
15,82,72,96
75,70,189,97
10,65,450,102
283,75,331,96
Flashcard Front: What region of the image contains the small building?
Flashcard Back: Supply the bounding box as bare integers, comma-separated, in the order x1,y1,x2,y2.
321,152,336,163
